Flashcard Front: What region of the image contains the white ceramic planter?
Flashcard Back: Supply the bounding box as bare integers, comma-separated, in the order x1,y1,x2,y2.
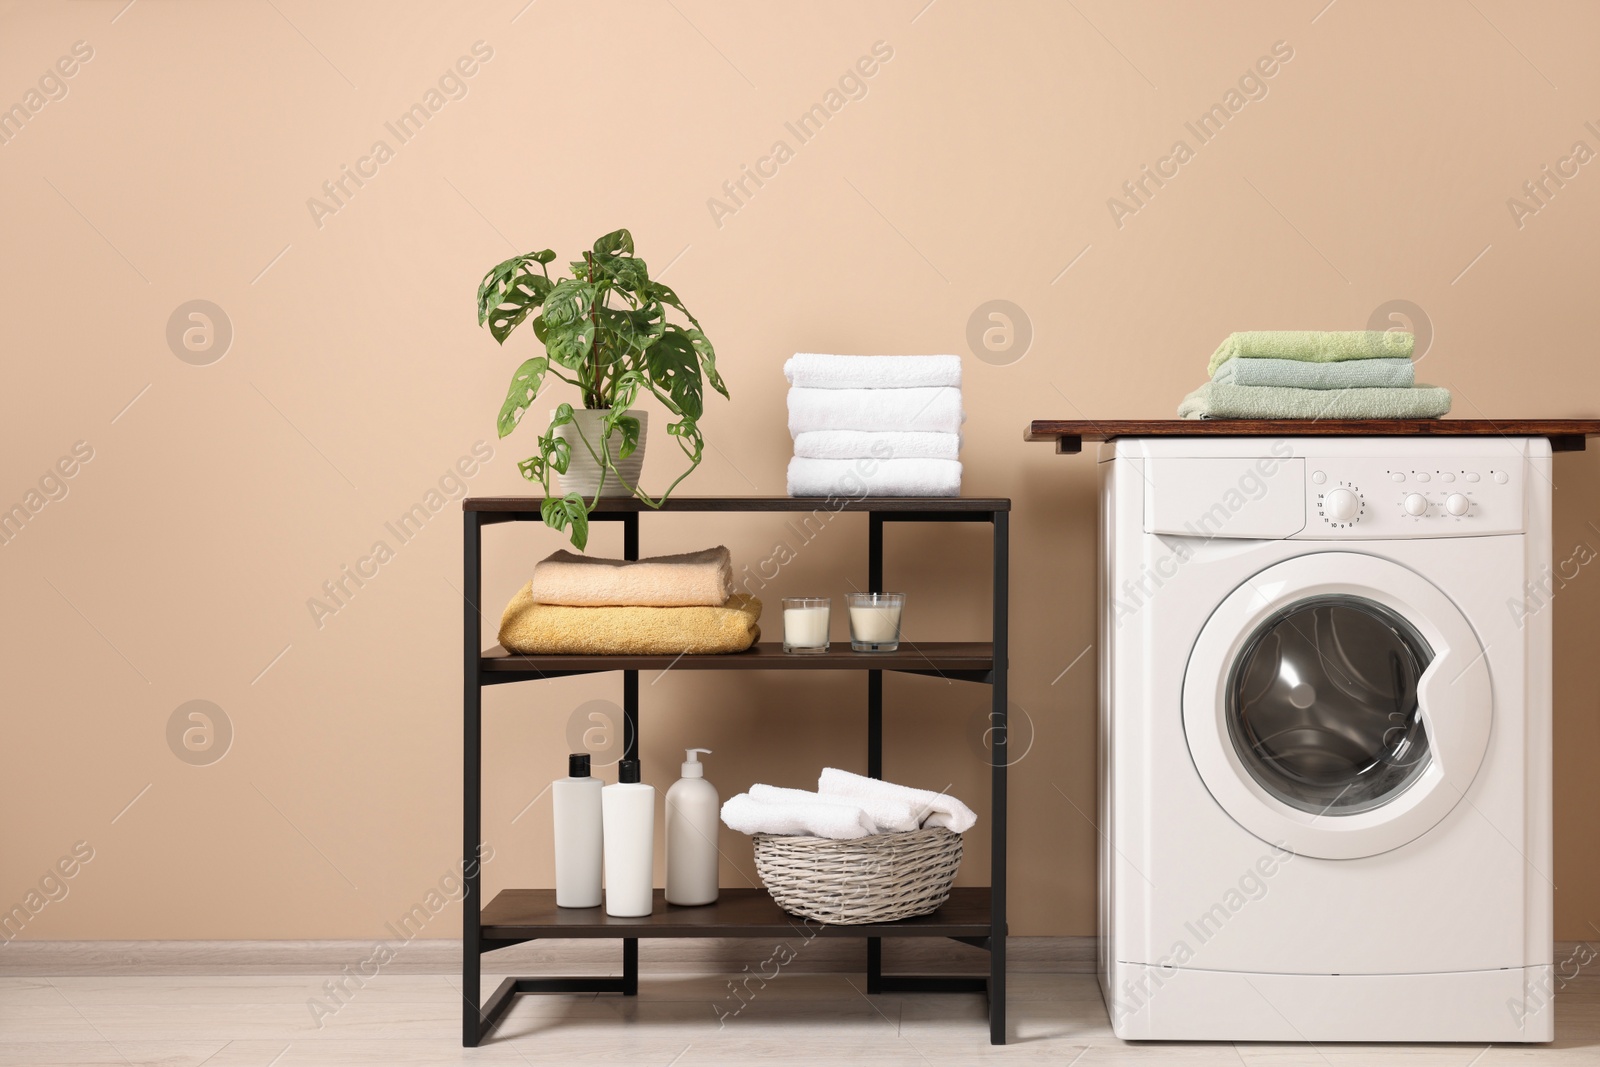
555,407,647,498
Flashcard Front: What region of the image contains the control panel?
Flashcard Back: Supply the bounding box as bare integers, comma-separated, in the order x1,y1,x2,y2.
1299,460,1525,538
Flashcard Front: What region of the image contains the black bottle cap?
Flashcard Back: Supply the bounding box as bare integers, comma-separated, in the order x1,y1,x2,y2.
618,759,641,784
568,753,590,778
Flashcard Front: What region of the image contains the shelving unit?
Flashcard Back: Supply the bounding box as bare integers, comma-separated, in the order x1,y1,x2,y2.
461,495,1010,1045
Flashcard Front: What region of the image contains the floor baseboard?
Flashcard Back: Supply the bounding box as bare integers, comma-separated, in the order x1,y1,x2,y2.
0,935,1095,977
7,938,1581,979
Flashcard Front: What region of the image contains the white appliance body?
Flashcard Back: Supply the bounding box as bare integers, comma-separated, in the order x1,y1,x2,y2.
1099,437,1554,1042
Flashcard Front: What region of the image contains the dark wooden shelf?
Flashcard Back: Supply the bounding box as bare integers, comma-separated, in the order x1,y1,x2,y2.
1026,419,1600,453
461,487,1011,1044
464,495,1009,513
480,887,993,941
481,641,995,683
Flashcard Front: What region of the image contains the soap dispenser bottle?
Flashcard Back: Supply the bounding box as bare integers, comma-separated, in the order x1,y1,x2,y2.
665,748,719,906
551,753,602,908
601,759,656,917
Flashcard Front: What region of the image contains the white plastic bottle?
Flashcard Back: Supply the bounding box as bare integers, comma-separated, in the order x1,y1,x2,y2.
551,753,603,908
601,759,656,917
666,748,720,906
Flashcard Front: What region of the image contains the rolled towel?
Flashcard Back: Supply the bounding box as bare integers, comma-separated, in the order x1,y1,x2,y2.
787,457,961,498
1212,357,1415,390
787,386,965,436
784,354,962,390
792,430,961,461
749,783,920,834
1208,331,1413,376
1177,382,1452,421
498,586,760,655
720,792,874,840
818,767,977,833
529,546,733,607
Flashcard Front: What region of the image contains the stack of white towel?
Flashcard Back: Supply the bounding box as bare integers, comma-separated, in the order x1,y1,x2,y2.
785,354,964,497
721,767,977,840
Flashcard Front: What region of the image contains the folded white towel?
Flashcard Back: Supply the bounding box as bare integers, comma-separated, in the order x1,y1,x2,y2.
749,783,920,834
818,767,977,833
787,457,961,498
787,386,965,436
792,430,961,462
720,792,874,840
784,354,962,391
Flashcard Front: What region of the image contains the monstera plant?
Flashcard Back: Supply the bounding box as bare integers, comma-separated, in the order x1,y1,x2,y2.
477,229,727,549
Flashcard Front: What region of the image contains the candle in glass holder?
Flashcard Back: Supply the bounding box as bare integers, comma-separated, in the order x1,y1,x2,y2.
782,597,830,654
847,592,905,652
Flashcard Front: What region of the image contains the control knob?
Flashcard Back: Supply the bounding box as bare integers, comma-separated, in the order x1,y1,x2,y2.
1445,493,1471,517
1403,493,1428,516
1323,487,1361,524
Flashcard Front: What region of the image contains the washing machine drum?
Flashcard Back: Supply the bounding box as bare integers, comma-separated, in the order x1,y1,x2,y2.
1184,553,1492,860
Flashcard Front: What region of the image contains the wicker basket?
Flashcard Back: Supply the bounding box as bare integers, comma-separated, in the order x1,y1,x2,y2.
752,827,962,925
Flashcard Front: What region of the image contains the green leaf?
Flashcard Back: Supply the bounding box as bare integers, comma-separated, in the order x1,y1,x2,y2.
646,281,701,329
478,252,554,335
551,402,575,427
541,279,594,327
646,326,705,419
592,229,634,257
593,255,648,293
543,319,594,369
611,413,641,460
497,357,549,438
537,425,572,474
482,271,552,344
540,493,590,550
684,325,727,400
593,305,643,352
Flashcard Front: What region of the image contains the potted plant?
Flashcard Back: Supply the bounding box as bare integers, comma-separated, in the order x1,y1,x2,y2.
476,229,728,549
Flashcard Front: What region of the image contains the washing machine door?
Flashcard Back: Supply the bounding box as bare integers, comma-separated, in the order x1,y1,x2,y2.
1183,552,1492,860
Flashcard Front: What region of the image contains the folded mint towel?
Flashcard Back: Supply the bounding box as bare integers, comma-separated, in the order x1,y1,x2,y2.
1208,331,1413,376
1178,382,1451,420
1213,357,1415,390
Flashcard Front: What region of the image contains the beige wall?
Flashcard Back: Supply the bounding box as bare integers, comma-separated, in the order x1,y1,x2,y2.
3,0,1598,944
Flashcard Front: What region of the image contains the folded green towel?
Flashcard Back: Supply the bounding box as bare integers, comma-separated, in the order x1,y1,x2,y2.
1212,357,1415,390
1178,382,1452,420
1208,331,1413,376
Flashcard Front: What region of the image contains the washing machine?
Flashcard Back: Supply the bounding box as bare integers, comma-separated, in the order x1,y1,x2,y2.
1098,436,1554,1042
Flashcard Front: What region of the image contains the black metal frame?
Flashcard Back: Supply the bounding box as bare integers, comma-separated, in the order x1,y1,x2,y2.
462,503,1008,1046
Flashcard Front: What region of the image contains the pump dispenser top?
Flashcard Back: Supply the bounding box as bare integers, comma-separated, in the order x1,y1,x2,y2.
680,748,712,777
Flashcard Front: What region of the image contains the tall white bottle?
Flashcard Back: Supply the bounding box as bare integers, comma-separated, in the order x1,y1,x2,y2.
601,759,655,917
552,753,603,908
665,748,719,906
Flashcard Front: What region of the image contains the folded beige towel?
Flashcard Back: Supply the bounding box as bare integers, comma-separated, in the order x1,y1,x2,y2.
499,582,761,655
529,546,733,607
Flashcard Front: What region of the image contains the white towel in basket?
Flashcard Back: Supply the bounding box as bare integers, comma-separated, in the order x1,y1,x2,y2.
749,783,920,834
818,767,977,833
720,792,874,840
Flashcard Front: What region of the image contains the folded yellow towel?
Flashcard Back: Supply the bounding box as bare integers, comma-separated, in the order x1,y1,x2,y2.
529,546,734,607
499,582,761,655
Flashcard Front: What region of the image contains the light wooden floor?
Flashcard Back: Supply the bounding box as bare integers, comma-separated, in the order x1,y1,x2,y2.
4,970,1597,1066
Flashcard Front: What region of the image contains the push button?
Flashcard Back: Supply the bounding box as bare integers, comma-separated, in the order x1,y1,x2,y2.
1414,472,1431,483
1493,471,1509,484
1465,472,1481,483
1390,472,1405,482
1312,471,1327,485
1439,472,1455,483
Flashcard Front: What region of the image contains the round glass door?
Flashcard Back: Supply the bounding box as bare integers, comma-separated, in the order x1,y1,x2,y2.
1184,553,1492,860
1227,596,1434,816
